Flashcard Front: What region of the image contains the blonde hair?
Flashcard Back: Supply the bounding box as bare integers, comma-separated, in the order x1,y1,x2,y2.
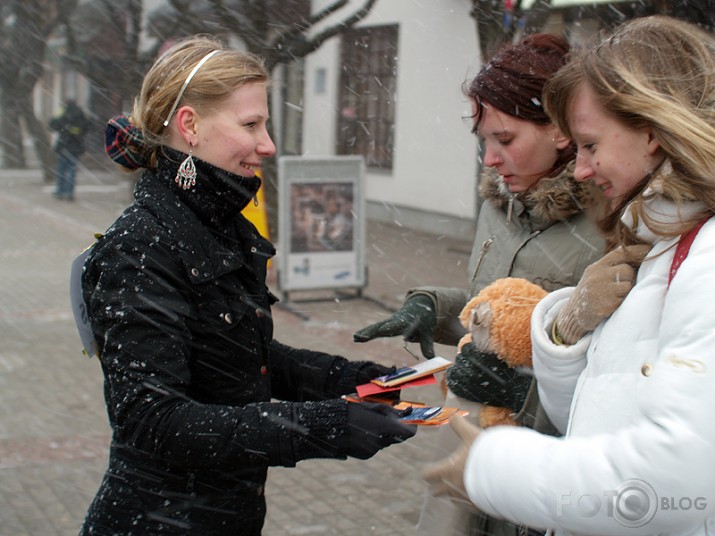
544,16,715,245
132,35,269,167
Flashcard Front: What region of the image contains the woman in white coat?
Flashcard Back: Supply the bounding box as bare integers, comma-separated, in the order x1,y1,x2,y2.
424,15,715,535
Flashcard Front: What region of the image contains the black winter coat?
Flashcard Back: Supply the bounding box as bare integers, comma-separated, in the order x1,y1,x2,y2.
49,102,89,157
79,148,382,535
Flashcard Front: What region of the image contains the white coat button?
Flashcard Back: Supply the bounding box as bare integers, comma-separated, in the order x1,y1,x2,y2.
641,364,652,376
224,313,233,324
191,268,199,276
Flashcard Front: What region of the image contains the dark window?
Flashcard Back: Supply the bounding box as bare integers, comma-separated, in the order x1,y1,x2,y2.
337,25,398,170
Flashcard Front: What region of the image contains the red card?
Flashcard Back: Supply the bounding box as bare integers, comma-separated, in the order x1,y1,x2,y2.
356,374,437,398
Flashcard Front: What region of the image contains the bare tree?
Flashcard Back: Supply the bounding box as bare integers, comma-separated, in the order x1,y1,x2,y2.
64,0,144,111
0,0,78,177
59,0,147,164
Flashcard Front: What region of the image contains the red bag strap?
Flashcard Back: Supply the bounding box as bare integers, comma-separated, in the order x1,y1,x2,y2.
668,216,711,287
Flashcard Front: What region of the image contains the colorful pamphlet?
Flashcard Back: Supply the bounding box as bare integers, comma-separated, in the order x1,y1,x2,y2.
343,394,468,426
370,356,452,388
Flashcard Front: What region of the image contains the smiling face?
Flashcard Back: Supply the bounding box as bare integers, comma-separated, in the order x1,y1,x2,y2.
568,83,663,204
175,82,276,177
474,100,570,194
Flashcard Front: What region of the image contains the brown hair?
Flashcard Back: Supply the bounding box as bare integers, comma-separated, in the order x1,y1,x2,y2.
465,33,570,128
465,33,575,177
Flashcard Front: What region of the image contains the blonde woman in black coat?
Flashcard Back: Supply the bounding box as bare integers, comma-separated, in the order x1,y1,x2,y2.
78,35,415,535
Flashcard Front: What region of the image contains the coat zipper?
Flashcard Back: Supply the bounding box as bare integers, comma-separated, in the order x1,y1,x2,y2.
470,238,493,283
506,196,514,225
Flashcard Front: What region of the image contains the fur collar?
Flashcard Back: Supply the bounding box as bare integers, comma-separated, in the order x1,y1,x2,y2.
479,161,602,224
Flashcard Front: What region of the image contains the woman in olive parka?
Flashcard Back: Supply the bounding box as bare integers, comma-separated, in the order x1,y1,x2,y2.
354,34,606,536
78,36,415,536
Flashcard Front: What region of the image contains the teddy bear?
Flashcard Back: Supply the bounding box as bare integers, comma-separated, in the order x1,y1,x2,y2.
445,277,547,428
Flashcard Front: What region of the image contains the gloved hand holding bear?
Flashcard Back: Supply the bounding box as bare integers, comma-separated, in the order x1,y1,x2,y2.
445,278,547,428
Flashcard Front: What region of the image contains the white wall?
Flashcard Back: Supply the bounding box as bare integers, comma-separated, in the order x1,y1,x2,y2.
302,0,480,232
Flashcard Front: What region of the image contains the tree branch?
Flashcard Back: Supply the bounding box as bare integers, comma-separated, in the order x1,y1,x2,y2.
269,0,377,69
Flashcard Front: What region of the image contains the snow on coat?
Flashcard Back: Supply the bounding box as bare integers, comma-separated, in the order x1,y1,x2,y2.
79,148,382,535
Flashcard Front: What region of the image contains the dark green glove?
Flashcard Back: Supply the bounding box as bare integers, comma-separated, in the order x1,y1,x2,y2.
353,295,436,358
446,342,532,412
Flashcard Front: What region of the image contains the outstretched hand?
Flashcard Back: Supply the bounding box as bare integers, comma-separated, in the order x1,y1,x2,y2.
353,295,436,358
345,402,417,460
422,414,481,509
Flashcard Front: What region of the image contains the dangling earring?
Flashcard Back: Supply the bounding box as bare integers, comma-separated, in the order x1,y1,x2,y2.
175,144,197,190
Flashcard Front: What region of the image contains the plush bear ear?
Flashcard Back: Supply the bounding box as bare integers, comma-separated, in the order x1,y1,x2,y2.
469,301,493,353
459,295,483,329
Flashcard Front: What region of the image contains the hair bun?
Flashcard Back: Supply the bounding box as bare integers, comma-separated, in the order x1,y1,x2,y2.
104,115,149,170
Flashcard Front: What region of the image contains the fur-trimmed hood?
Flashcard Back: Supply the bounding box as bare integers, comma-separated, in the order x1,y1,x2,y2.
479,161,602,225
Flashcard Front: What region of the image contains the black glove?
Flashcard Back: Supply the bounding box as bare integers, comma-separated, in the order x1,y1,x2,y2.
446,342,532,412
354,362,396,386
354,362,401,400
345,402,417,460
324,360,397,398
353,295,436,358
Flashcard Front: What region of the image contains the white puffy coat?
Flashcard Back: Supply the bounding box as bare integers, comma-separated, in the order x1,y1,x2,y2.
464,196,715,535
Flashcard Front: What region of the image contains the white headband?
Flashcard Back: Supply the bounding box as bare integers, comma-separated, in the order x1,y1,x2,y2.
163,49,220,128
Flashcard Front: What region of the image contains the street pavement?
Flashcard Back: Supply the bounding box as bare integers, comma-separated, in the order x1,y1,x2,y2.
0,165,474,535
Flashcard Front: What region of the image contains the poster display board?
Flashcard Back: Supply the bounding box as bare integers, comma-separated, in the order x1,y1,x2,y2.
278,156,366,293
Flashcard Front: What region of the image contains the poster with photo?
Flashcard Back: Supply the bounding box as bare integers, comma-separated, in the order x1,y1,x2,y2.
278,156,366,293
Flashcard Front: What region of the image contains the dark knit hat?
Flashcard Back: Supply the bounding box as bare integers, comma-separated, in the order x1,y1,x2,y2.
466,33,570,126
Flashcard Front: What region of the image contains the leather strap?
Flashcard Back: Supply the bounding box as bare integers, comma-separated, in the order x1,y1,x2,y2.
668,216,711,287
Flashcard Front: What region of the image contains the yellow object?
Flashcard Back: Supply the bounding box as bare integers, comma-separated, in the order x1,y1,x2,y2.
551,321,566,346
243,170,270,240
242,170,271,268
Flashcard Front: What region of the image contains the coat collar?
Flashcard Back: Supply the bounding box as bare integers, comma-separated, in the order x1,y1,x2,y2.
155,147,262,228
478,161,602,228
133,152,274,284
621,160,708,244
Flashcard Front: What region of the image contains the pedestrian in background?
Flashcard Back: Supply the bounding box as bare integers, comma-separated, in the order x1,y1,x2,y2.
78,35,415,535
354,33,605,536
49,100,89,201
424,15,715,536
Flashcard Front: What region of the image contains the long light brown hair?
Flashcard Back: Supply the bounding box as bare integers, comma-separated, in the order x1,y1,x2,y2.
544,16,715,248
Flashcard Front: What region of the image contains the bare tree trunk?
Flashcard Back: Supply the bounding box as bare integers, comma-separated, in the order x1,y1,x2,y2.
1,0,71,169
0,92,25,168
21,97,55,182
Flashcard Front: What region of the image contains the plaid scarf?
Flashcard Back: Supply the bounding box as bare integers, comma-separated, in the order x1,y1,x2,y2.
104,115,149,170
